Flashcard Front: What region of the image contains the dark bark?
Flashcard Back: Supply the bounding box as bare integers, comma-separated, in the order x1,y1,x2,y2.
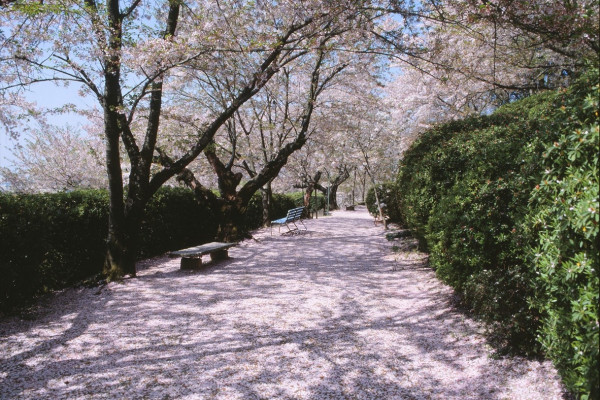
301,171,322,215
205,126,312,240
351,169,357,205
102,0,134,279
314,166,350,210
101,0,181,280
172,165,248,242
215,200,249,242
328,185,340,210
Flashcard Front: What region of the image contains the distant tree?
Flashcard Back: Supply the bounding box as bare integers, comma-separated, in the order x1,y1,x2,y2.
286,56,391,209
0,125,106,192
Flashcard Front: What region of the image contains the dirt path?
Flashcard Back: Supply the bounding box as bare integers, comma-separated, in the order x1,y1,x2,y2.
0,207,566,399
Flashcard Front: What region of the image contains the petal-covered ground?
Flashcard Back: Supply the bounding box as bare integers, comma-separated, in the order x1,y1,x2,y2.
0,207,567,399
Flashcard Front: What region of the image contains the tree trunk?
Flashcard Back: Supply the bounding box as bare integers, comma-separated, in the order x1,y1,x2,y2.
361,170,367,202
372,184,387,229
102,67,135,279
104,210,140,280
301,171,321,217
351,169,357,205
303,187,312,210
328,185,339,210
316,167,349,210
215,201,249,242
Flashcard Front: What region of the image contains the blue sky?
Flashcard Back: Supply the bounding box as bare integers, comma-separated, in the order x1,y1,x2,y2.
0,81,92,168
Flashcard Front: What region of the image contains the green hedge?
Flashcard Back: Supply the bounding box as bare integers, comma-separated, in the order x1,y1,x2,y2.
138,186,218,259
0,190,109,311
526,72,599,399
394,68,599,397
365,183,403,224
288,192,327,211
0,187,297,313
397,91,558,351
242,192,297,229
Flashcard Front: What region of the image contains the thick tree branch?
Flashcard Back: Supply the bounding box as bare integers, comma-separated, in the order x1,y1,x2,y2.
155,147,221,210
148,17,316,194
140,0,180,174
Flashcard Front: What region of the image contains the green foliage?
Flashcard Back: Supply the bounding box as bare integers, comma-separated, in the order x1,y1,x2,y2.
239,192,299,229
397,91,559,351
526,70,599,399
139,186,218,258
242,192,267,229
266,193,298,222
288,191,326,211
365,183,403,223
0,190,109,312
394,68,599,397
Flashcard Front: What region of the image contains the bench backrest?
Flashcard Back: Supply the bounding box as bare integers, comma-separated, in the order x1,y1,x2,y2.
285,207,304,222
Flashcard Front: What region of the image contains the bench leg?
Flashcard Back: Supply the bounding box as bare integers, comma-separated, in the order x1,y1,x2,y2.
285,223,297,233
210,249,229,261
181,257,202,270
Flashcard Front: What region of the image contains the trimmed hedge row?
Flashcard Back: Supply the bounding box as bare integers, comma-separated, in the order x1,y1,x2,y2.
240,191,326,229
393,69,598,398
0,187,297,313
1,190,110,311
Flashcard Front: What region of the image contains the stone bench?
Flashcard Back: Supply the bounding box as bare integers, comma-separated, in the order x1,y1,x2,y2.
169,242,237,270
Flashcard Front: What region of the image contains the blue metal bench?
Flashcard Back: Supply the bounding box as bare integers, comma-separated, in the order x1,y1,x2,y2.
271,206,306,235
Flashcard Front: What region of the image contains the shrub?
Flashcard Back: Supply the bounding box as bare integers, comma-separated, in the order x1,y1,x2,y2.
0,190,109,312
393,67,599,396
288,191,326,211
238,192,299,230
365,182,403,223
526,70,599,399
139,186,218,258
266,193,298,222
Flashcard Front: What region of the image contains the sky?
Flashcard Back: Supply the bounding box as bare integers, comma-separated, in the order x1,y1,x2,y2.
0,81,93,168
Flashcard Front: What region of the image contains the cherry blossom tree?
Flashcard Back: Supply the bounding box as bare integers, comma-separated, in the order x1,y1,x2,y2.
160,37,354,241
279,50,391,211
379,0,598,135
0,124,106,191
0,93,46,140
289,134,353,212
454,0,599,59
0,0,377,279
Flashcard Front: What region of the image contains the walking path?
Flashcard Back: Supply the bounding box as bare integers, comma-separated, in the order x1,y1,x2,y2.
1,207,566,399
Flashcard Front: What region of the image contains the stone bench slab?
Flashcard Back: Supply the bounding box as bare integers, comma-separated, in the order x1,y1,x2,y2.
170,242,237,270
